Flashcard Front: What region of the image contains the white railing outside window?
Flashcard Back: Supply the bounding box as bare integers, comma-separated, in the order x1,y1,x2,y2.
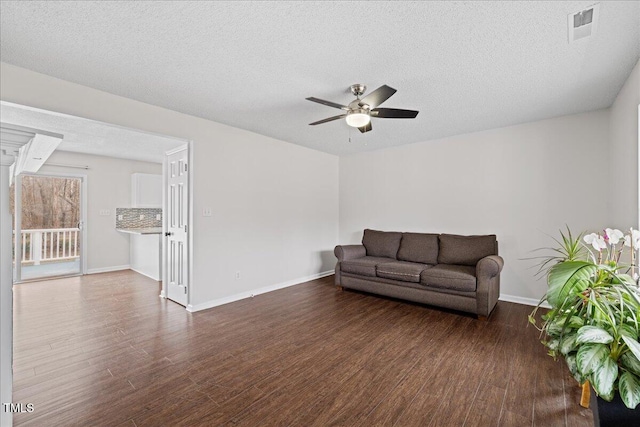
15,228,80,265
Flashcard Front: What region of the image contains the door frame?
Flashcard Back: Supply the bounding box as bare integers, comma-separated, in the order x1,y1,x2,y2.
161,141,193,308
13,171,88,282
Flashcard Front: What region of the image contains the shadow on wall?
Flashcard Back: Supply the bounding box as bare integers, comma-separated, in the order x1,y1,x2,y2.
319,250,337,272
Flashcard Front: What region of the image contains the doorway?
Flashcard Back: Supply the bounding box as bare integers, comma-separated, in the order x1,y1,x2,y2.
12,173,86,282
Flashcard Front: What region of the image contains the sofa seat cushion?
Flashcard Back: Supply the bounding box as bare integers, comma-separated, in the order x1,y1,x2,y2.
421,264,477,292
341,256,391,277
376,261,432,283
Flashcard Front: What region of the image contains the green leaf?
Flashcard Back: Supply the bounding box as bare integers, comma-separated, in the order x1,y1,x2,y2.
622,336,640,362
567,316,585,329
591,356,617,401
576,326,613,344
576,343,609,375
565,353,584,384
559,333,578,356
615,274,637,287
619,372,640,409
545,338,560,351
547,261,596,307
546,317,570,336
621,352,640,377
620,324,638,341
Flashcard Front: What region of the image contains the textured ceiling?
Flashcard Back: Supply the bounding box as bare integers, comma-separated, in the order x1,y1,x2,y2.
1,1,639,156
0,102,186,163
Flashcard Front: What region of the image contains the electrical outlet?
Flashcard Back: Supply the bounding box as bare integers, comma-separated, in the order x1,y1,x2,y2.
203,208,212,217
235,271,240,279
140,214,145,220
118,215,123,220
99,209,110,216
156,214,161,220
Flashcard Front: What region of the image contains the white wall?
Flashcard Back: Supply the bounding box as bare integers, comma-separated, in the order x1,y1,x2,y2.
38,151,162,273
609,59,640,229
0,164,13,427
202,131,339,308
0,62,340,310
339,110,611,303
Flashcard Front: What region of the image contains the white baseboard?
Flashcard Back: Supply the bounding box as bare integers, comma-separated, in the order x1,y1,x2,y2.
87,265,130,275
130,267,161,281
500,293,550,309
186,270,334,313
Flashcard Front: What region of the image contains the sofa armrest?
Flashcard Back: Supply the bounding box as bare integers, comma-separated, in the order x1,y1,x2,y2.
477,255,503,279
475,255,503,317
334,245,366,261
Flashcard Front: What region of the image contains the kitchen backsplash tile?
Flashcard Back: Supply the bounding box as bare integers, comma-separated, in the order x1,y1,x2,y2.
116,208,162,228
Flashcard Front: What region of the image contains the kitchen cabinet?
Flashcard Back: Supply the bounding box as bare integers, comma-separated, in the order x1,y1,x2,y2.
117,228,162,281
131,173,162,208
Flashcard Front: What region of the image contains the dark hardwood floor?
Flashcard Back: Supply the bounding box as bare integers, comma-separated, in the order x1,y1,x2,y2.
12,270,593,426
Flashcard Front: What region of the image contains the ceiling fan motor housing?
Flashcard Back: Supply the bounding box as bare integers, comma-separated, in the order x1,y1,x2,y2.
350,84,366,97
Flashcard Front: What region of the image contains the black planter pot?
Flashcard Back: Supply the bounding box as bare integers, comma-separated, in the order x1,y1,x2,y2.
591,389,640,427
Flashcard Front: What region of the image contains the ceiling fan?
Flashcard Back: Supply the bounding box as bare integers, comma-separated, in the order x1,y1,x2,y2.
306,84,419,133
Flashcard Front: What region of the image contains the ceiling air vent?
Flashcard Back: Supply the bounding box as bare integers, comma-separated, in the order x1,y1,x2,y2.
568,3,600,43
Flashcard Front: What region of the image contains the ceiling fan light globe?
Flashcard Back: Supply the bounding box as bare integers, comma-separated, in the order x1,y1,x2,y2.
345,110,371,128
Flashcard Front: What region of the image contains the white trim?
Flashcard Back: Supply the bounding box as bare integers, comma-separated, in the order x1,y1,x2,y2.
0,165,14,427
87,265,130,275
499,293,550,308
186,270,334,313
1,100,190,145
130,267,160,281
14,174,22,282
166,144,188,156
188,140,193,308
19,171,89,276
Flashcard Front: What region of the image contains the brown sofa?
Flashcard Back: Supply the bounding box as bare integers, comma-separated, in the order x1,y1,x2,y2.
334,229,503,318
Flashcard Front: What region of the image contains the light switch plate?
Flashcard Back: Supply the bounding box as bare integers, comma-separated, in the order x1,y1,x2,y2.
156,214,161,220
203,208,212,217
118,215,123,220
99,209,110,216
140,214,145,220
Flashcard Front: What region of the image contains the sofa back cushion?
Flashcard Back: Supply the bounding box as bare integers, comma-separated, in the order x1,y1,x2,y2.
437,234,497,266
362,229,402,259
397,233,439,265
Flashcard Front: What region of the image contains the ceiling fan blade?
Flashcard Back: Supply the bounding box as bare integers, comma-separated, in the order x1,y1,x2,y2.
358,85,396,109
371,108,419,119
358,122,372,133
309,114,347,125
306,97,349,110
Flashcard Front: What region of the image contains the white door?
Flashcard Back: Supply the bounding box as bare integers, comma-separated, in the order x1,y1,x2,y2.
165,147,188,306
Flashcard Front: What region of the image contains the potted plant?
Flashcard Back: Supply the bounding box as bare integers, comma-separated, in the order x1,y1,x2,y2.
529,227,640,425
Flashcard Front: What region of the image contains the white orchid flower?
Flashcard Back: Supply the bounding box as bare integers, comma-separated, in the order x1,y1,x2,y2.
584,233,606,251
624,229,640,250
605,228,624,245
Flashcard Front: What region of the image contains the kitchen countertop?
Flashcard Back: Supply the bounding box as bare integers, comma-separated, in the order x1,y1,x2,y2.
116,227,162,235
